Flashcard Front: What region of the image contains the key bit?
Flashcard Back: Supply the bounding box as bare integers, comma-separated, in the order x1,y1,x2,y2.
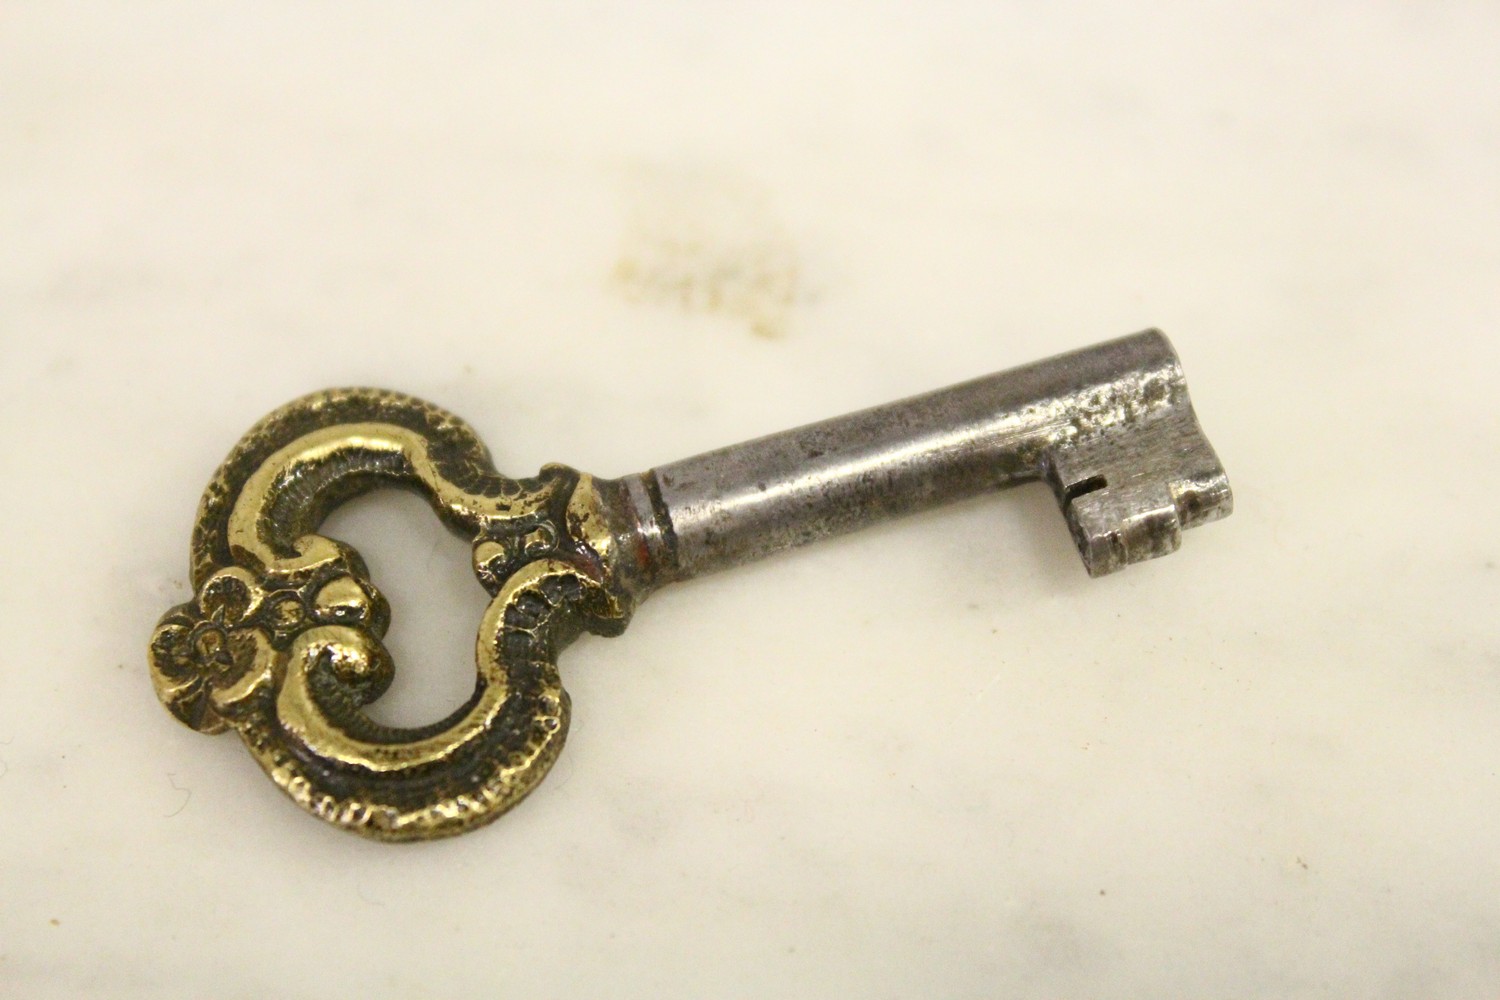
148,329,1231,840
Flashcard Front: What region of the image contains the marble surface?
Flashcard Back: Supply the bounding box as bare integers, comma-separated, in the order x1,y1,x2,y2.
3,3,1498,997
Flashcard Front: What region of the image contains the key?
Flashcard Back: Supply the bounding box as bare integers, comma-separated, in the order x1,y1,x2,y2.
149,328,1231,840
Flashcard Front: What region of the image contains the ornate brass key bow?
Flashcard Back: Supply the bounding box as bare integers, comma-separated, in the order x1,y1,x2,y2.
149,330,1232,841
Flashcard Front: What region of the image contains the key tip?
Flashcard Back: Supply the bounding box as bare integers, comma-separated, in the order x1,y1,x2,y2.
1049,410,1233,577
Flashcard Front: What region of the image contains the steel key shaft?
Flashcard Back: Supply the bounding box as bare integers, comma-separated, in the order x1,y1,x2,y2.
615,328,1231,585
149,328,1232,840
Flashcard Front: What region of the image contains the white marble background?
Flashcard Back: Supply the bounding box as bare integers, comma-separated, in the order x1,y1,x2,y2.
2,3,1497,997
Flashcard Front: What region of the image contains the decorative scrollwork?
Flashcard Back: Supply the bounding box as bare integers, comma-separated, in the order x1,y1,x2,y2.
150,388,635,841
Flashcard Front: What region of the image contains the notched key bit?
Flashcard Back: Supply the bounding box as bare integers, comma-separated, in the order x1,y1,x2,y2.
148,329,1231,840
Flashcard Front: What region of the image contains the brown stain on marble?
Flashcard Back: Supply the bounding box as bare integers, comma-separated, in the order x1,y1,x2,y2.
613,167,799,339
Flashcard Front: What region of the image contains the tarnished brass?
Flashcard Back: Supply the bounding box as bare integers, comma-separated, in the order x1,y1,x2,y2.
151,332,1232,840
150,389,637,841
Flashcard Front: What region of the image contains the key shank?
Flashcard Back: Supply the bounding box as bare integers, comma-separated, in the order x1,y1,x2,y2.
615,329,1231,584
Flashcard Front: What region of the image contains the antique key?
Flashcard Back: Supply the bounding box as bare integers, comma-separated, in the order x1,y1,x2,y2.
150,329,1232,840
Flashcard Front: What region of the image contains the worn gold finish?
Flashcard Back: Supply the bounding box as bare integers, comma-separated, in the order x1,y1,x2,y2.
150,389,635,840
